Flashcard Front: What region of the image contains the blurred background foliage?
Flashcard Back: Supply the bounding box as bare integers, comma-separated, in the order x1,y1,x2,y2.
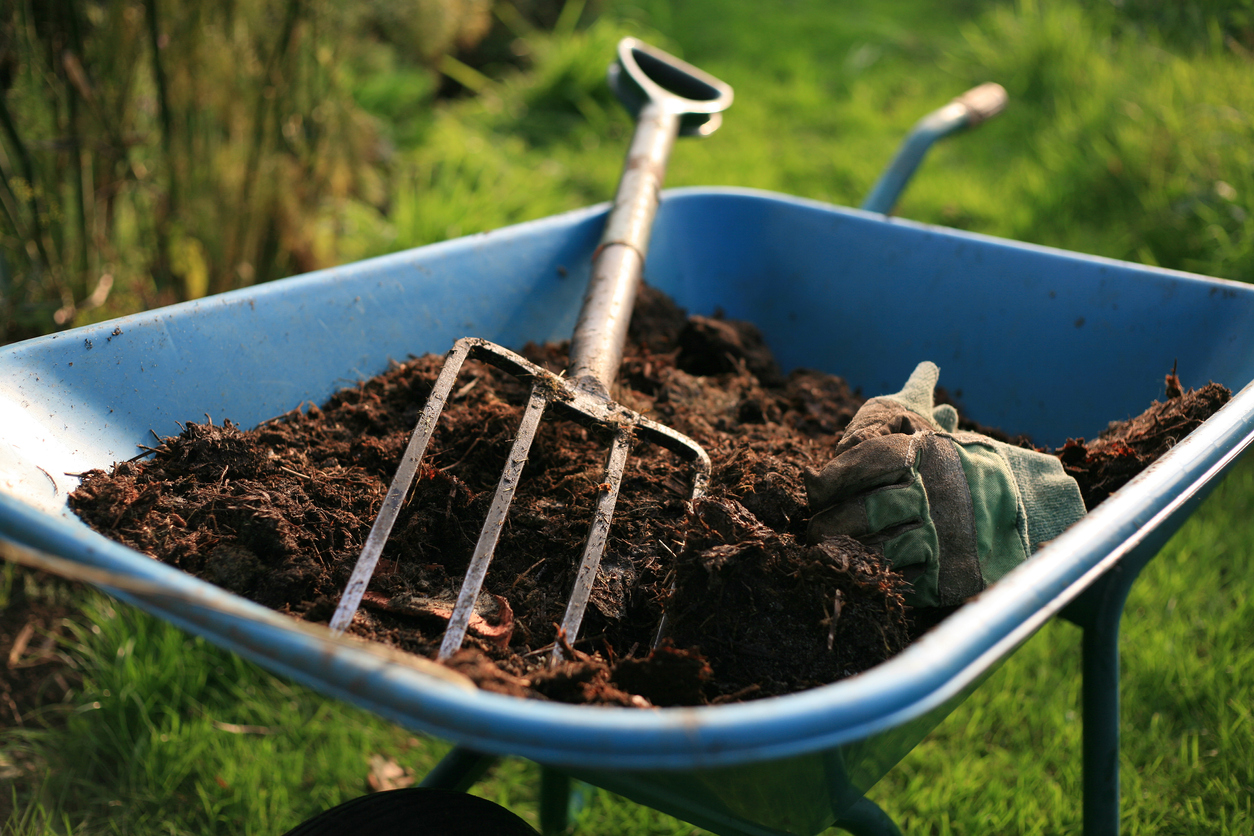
0,0,1252,346
0,0,590,343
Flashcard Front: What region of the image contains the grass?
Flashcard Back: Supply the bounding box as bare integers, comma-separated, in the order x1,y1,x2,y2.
4,0,1254,833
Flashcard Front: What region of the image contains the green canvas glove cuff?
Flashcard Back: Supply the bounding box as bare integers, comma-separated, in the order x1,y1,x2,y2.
806,363,1086,607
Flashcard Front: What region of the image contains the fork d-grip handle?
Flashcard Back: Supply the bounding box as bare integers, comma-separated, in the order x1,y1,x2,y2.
566,39,732,399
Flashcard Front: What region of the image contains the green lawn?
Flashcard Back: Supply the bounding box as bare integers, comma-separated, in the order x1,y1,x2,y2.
4,0,1254,833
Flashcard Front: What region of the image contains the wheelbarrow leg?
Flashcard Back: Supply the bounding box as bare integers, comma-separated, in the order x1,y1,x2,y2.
420,745,499,792
1080,563,1135,836
539,768,572,834
420,748,583,834
832,796,905,836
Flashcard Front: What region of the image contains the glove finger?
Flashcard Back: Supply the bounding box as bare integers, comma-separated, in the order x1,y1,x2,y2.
805,433,920,511
809,482,938,601
807,497,874,541
867,440,971,608
932,403,959,433
862,476,929,537
888,361,941,416
834,400,938,455
879,524,939,591
808,476,928,545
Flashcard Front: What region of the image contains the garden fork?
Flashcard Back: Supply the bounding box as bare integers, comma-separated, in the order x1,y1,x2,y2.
329,39,732,665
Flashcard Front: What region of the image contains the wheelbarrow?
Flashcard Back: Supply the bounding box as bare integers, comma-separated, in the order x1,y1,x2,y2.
3,121,1254,836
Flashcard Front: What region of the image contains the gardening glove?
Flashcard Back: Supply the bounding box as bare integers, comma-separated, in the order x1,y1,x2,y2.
805,362,1085,608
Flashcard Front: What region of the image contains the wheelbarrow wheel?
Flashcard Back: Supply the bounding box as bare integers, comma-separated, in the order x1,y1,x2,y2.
280,788,540,835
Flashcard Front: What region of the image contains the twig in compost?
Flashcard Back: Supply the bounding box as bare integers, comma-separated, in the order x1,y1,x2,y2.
508,557,546,592
825,589,844,651
441,436,483,474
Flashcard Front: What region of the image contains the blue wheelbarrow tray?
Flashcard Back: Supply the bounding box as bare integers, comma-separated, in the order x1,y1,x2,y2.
3,187,1254,836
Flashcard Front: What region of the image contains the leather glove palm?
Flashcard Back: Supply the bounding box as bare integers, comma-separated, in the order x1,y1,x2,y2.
805,362,1085,608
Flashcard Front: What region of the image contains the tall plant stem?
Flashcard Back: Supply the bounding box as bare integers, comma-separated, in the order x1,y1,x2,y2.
216,0,301,294
0,163,37,282
142,0,178,295
144,0,177,217
62,0,91,295
0,96,52,271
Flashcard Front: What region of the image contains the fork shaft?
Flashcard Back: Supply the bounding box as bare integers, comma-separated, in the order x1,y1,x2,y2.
334,41,730,668
567,101,679,396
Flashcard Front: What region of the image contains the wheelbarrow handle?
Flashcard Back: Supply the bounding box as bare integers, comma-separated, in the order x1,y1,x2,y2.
567,39,733,398
860,82,1007,215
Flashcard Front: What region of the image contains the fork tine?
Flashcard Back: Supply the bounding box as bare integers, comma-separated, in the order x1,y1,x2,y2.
549,426,633,664
437,382,549,660
329,339,475,634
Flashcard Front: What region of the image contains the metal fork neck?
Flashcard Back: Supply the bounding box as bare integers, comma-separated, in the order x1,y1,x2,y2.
567,101,680,393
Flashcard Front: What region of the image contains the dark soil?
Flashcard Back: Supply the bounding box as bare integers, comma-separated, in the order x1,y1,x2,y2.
1058,367,1232,508
66,288,1230,707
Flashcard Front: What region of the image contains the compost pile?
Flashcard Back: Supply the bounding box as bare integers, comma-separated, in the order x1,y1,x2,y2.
68,288,1229,707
